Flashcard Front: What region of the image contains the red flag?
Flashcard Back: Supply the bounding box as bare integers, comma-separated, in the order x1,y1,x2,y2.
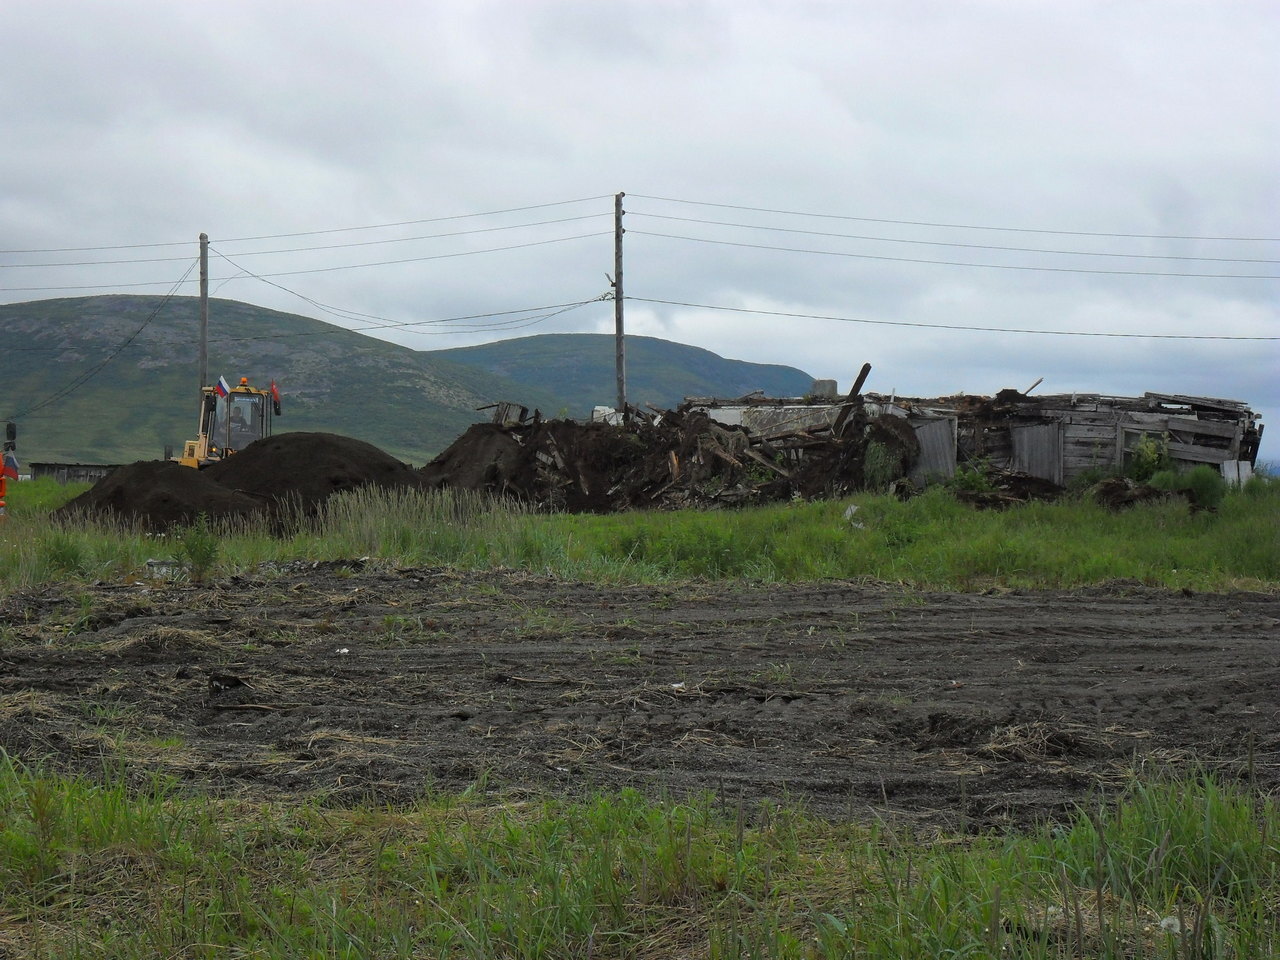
270,380,282,416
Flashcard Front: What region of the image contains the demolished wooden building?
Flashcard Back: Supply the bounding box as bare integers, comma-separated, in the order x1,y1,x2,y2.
685,387,1263,487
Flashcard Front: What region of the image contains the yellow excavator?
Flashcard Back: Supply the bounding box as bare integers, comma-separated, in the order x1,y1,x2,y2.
172,377,281,468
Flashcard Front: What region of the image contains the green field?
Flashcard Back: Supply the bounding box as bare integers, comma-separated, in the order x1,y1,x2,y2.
1,479,1277,958
2,474,1277,594
2,756,1275,959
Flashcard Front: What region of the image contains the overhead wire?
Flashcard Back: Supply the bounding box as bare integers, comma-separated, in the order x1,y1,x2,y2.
0,195,614,254
3,259,199,419
0,231,611,292
628,230,1280,279
628,193,1280,242
0,213,612,269
629,213,1280,264
209,246,610,337
627,296,1279,340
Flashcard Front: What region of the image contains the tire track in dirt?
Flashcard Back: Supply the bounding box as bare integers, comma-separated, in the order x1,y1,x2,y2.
1,568,1276,830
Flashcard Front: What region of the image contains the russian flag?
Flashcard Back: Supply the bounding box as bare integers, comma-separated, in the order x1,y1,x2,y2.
214,376,231,398
2,450,18,481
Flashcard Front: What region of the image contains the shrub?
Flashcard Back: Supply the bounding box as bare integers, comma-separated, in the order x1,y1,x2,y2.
1150,465,1227,511
947,461,993,493
862,441,898,491
177,514,220,582
1181,464,1228,510
1125,433,1171,482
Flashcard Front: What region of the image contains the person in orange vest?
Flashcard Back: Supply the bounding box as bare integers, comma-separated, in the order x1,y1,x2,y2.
0,424,17,521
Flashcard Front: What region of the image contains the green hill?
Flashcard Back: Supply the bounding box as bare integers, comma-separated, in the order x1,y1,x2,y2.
434,333,814,416
0,296,815,466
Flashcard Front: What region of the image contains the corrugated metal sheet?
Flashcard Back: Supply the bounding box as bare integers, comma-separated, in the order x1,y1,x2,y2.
1011,422,1064,485
910,418,957,485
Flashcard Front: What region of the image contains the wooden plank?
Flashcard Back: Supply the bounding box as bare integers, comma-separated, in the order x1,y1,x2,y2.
1166,417,1239,440
1064,458,1116,473
1145,392,1248,413
1122,413,1170,427
1064,445,1115,462
1168,442,1232,464
1063,424,1120,440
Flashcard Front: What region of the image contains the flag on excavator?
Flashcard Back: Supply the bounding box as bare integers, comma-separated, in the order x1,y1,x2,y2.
2,450,17,481
270,380,282,416
214,376,231,398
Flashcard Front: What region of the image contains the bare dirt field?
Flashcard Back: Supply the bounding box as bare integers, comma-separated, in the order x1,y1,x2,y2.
2,565,1276,832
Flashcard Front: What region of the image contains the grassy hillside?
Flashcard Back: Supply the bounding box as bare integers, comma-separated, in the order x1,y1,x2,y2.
0,296,814,465
0,296,554,465
434,333,815,416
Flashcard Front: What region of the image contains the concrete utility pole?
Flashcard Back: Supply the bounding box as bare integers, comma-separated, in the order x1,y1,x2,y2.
198,232,209,389
614,192,626,415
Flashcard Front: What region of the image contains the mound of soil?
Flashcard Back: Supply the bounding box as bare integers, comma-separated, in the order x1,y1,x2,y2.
202,432,424,513
58,433,424,529
54,461,266,528
1089,477,1171,510
418,423,524,492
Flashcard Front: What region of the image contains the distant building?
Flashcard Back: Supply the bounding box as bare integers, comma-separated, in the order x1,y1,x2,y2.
685,387,1263,487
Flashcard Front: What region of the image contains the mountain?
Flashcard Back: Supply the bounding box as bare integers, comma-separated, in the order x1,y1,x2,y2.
0,296,815,466
434,333,814,416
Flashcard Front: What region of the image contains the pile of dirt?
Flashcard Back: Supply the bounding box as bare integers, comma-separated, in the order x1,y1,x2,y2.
952,468,1066,509
419,402,920,511
56,433,423,528
205,432,423,513
55,461,267,528
1088,476,1186,511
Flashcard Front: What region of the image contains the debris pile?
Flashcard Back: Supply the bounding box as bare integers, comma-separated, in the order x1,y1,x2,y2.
56,433,423,528
419,402,920,511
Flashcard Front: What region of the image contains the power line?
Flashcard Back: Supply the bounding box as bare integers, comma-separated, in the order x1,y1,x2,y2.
629,231,1280,279
630,213,1280,264
628,297,1279,341
0,195,613,255
207,244,611,337
0,232,611,292
1,214,612,270
629,194,1280,243
209,245,609,338
4,260,199,419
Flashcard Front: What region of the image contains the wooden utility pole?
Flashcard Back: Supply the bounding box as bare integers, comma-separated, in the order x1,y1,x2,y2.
198,232,209,389
613,192,626,415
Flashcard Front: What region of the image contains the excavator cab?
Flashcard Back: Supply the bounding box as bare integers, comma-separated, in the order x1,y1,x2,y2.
174,377,279,468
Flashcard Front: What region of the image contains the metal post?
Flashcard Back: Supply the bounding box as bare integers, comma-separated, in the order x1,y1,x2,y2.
614,192,626,415
198,232,209,389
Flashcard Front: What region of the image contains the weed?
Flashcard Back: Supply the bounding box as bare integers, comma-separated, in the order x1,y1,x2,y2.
862,440,899,491
1125,432,1172,482
0,759,1272,958
177,514,220,582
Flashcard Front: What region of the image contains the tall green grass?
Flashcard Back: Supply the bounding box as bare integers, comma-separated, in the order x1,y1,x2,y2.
2,475,1277,594
1,754,1275,958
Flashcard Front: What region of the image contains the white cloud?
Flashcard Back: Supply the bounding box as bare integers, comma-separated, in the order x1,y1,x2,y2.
2,0,1276,451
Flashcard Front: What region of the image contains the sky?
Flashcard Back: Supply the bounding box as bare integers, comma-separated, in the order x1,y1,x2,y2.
2,1,1277,457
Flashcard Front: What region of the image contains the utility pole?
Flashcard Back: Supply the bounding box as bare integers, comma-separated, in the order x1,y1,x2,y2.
613,192,626,415
198,232,209,389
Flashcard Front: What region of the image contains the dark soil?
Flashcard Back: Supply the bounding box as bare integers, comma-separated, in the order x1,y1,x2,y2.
205,432,423,513
53,460,269,528
55,433,423,527
2,569,1276,832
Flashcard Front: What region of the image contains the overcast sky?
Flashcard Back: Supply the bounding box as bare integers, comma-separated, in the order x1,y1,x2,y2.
3,1,1276,455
